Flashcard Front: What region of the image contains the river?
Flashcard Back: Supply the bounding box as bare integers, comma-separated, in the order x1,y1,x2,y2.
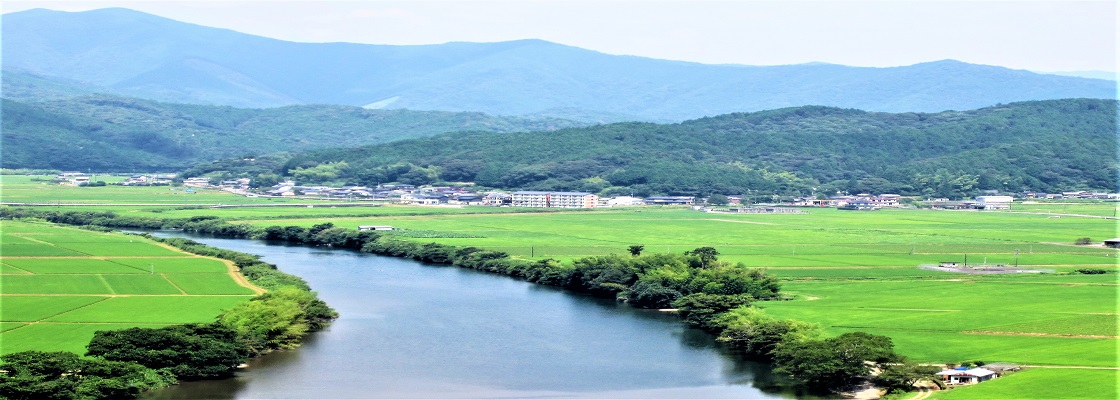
143,234,802,399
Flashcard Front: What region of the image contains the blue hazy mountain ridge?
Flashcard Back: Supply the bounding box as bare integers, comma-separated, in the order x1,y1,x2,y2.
3,7,1116,122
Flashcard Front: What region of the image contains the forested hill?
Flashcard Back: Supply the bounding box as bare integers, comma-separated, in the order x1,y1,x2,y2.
4,8,1115,121
0,95,585,171
266,99,1117,197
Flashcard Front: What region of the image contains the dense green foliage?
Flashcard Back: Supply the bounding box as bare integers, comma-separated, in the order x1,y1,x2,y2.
772,332,901,390
252,99,1117,197
85,323,248,379
5,9,1114,120
716,307,821,360
0,351,176,400
219,287,338,353
0,95,583,171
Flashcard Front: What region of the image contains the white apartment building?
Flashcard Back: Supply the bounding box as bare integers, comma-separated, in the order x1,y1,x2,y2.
510,191,598,208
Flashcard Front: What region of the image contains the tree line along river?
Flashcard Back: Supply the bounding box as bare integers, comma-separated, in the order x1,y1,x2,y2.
141,233,804,399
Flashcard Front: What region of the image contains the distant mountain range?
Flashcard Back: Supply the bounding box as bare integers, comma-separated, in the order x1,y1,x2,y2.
4,8,1115,122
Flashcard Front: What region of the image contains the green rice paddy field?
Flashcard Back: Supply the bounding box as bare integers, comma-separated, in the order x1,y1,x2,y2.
2,179,1117,397
0,220,258,355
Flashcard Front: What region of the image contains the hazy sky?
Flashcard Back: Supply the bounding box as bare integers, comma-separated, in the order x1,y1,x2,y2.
3,0,1117,72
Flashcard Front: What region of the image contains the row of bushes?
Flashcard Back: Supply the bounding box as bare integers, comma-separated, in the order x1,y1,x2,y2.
0,210,338,400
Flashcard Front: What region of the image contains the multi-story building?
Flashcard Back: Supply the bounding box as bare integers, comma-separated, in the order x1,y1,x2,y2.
510,191,598,208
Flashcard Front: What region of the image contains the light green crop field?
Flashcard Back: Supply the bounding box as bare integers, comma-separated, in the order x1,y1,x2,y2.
108,257,231,273
0,220,258,355
43,296,253,323
2,258,149,274
927,368,1119,400
1004,201,1120,218
164,273,258,295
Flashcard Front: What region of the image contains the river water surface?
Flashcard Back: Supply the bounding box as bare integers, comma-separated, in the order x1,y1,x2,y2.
143,234,799,399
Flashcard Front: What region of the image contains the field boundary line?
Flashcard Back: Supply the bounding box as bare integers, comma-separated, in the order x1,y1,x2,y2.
1020,365,1120,370
105,258,155,273
706,218,779,225
963,330,1119,339
856,308,961,312
0,324,27,333
96,275,117,294
1,293,254,297
19,297,114,327
0,256,201,259
160,273,190,295
0,261,35,274
10,232,96,257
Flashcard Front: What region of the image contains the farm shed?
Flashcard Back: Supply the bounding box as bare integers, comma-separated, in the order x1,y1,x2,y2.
358,226,395,231
1104,238,1120,249
936,367,998,385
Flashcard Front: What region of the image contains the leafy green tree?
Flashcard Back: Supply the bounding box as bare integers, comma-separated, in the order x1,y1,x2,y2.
670,293,751,331
687,266,781,298
707,194,730,205
626,279,682,308
716,307,820,359
570,255,640,296
308,222,335,236
874,361,942,391
627,245,644,256
773,332,899,390
685,247,720,268
219,286,337,354
249,173,281,189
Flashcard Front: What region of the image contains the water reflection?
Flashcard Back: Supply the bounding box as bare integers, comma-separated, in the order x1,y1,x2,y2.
144,233,801,399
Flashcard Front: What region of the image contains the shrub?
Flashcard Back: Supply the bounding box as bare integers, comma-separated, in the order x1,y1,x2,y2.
1075,268,1109,274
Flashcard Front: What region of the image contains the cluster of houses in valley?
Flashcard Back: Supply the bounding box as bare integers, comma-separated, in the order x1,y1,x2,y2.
170,176,1118,211
1022,190,1120,200
53,172,94,186
57,172,176,186
118,174,175,186
793,194,905,210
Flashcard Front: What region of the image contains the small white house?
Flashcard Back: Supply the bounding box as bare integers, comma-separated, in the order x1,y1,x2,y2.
936,368,998,385
358,226,395,231
604,196,645,207
183,177,212,187
974,196,1014,210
